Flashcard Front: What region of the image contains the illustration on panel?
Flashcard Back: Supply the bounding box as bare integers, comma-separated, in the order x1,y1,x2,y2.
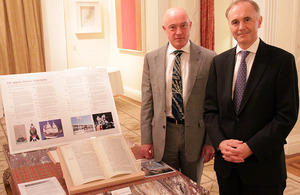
39,119,64,140
71,115,94,135
92,112,115,131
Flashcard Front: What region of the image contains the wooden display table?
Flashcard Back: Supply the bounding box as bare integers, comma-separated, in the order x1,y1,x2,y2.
3,142,209,195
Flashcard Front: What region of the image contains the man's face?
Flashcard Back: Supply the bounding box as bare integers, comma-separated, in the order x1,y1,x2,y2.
227,1,262,49
162,10,192,49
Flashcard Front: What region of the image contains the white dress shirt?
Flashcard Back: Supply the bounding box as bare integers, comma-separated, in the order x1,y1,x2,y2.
165,41,190,118
232,38,260,98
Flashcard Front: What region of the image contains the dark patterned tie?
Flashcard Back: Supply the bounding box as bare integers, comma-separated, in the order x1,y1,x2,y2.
233,50,250,114
172,50,184,121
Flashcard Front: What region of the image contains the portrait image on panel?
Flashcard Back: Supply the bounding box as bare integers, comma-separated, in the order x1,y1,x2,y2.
28,123,40,142
71,115,94,135
39,119,64,140
14,124,27,144
92,112,115,131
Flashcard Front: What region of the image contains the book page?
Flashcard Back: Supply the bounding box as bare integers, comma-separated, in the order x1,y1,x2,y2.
59,139,105,186
93,135,139,178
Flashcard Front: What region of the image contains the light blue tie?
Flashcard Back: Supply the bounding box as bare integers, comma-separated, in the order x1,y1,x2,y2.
233,50,250,114
172,50,184,121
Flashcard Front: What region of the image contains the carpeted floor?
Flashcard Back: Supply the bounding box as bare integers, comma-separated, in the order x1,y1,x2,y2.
0,95,299,194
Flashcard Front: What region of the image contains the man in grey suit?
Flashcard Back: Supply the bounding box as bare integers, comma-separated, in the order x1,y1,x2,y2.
140,7,216,183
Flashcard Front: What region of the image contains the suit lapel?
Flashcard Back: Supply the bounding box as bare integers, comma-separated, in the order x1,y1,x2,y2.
239,40,269,114
225,48,237,112
184,42,201,106
154,45,167,100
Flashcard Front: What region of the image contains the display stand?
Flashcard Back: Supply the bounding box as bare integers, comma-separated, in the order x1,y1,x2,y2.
56,135,145,194
58,147,144,194
3,144,209,195
0,67,122,155
0,68,145,194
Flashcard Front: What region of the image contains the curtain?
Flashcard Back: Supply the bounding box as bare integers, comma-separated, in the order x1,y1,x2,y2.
0,0,45,75
200,0,214,51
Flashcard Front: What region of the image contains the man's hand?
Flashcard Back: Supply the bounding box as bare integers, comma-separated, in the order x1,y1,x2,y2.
236,142,253,159
218,139,252,163
141,144,154,159
201,144,215,163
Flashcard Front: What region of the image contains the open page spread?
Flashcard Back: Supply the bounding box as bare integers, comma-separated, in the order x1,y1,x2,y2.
93,135,139,178
59,139,105,186
58,135,140,186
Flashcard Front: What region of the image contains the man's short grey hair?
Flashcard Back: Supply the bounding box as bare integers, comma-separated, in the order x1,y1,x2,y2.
225,0,261,20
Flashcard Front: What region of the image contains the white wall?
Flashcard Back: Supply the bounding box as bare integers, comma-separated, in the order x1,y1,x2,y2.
41,0,67,71
108,0,201,101
63,0,111,68
43,0,300,154
276,0,300,155
214,0,232,54
108,0,149,101
45,0,299,101
45,0,226,101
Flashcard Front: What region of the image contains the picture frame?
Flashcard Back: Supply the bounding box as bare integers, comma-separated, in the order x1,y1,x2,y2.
76,1,102,34
115,0,145,52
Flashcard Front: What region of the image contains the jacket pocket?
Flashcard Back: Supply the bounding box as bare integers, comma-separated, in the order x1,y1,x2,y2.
151,118,155,126
198,119,204,127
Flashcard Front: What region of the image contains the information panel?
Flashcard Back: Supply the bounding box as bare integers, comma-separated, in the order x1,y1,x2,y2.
0,67,121,154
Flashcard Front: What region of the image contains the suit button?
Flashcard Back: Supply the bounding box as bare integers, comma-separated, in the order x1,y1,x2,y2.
163,125,166,129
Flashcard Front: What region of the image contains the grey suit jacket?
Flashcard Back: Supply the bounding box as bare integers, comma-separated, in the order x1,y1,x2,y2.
141,41,216,162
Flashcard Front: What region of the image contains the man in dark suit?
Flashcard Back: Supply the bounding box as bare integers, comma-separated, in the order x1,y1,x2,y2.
204,0,299,194
141,7,216,183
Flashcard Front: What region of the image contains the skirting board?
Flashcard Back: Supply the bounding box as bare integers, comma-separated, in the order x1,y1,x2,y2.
123,86,141,102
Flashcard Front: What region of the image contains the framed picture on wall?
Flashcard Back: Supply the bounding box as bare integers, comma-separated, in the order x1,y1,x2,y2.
115,0,145,52
76,1,102,34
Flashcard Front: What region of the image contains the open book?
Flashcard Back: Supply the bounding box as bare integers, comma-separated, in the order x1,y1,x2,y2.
57,134,144,194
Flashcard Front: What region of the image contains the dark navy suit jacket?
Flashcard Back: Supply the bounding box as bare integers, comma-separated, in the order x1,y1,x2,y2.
204,40,299,185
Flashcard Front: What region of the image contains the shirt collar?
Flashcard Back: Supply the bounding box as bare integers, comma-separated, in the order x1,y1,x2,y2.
236,37,260,54
167,40,191,55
